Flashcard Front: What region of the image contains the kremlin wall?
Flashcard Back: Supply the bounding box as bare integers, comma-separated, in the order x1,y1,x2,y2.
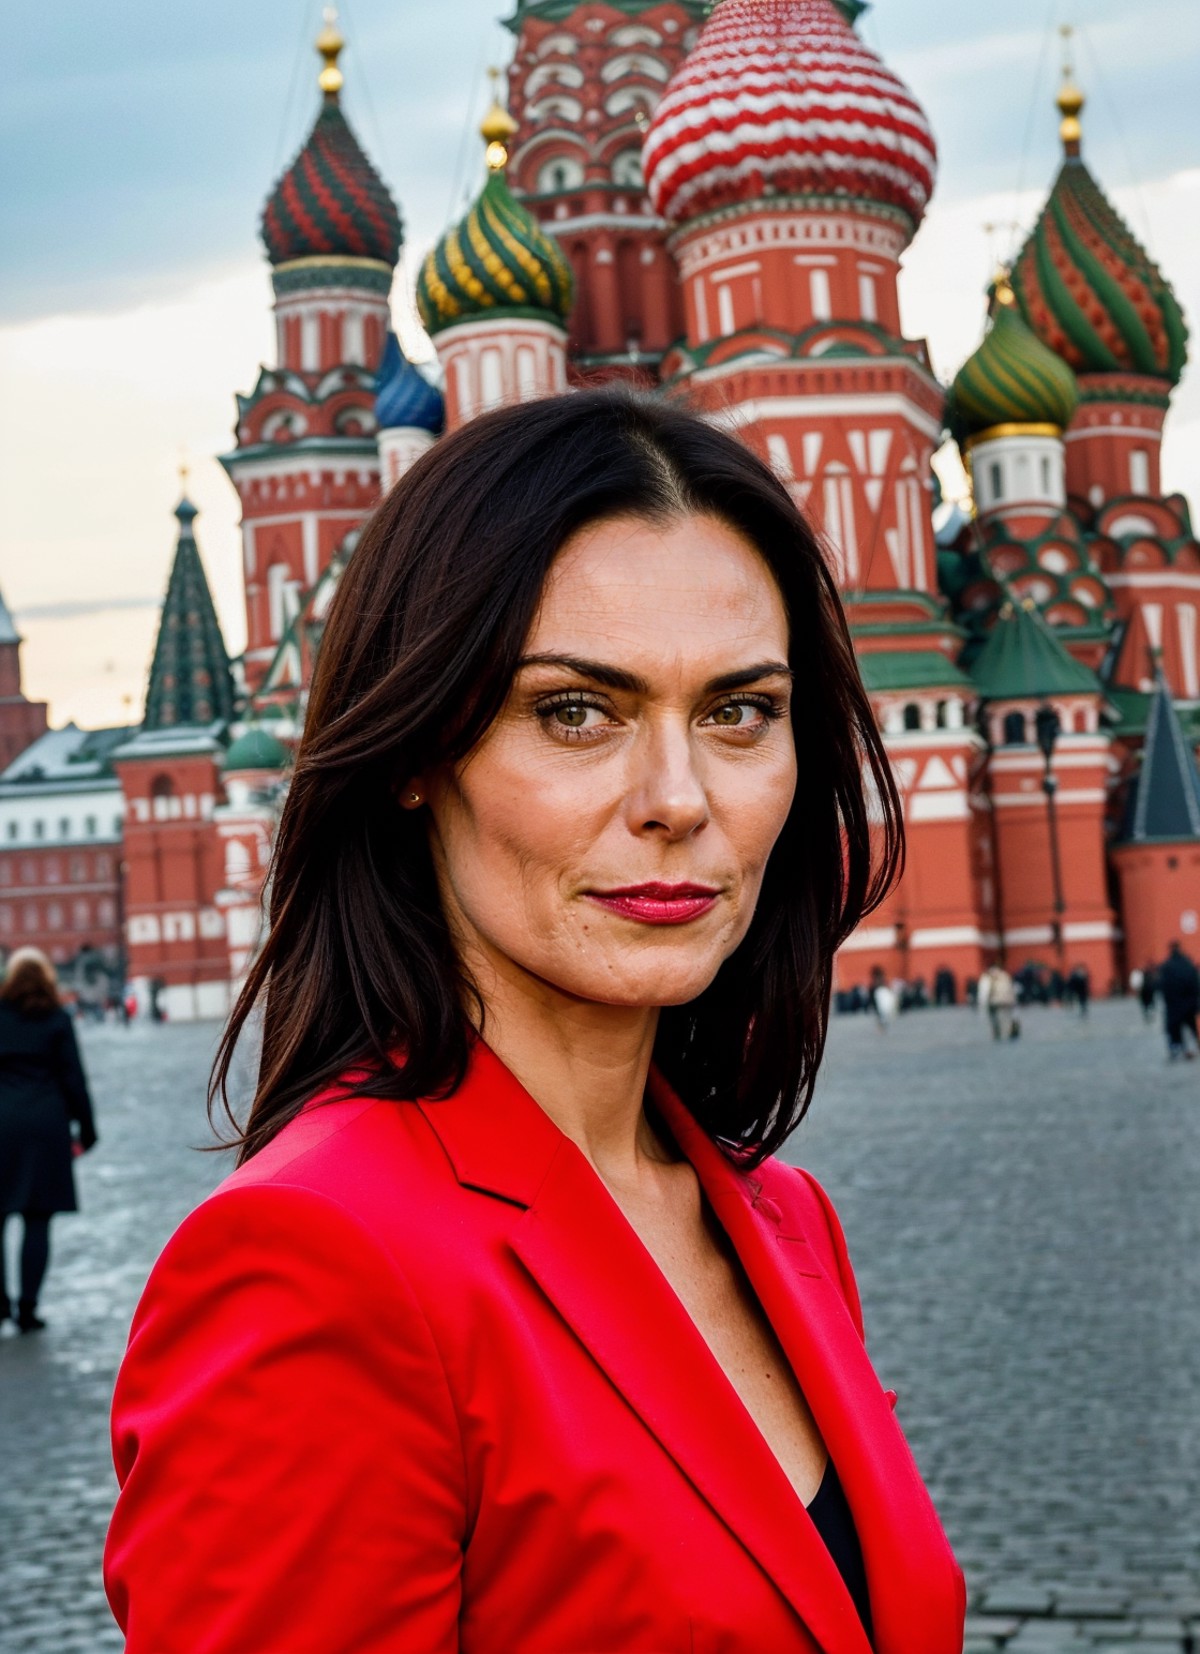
1,0,1198,1021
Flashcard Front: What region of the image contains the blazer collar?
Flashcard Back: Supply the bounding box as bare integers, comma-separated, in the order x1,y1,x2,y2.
417,1041,952,1654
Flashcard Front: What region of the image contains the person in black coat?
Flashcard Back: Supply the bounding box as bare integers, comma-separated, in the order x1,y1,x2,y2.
0,947,97,1332
1158,941,1200,1062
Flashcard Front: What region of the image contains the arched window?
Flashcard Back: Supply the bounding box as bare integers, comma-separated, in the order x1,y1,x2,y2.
611,149,643,187
903,703,922,732
537,155,585,193
151,775,177,822
935,700,948,729
1003,711,1027,745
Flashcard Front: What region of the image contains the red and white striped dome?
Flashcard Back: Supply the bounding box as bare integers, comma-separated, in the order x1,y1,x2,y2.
643,0,937,237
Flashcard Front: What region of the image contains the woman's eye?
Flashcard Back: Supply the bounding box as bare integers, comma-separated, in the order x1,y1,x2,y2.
537,697,611,736
554,704,593,729
707,700,770,728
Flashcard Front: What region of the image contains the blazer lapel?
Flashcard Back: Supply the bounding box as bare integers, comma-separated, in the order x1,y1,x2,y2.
650,1075,963,1654
419,1042,873,1654
510,1135,873,1654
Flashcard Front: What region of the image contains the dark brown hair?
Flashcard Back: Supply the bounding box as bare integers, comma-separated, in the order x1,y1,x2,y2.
2,949,62,1016
211,390,902,1166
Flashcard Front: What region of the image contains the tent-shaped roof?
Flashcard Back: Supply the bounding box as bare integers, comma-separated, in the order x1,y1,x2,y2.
970,600,1099,701
143,499,236,731
1118,669,1200,844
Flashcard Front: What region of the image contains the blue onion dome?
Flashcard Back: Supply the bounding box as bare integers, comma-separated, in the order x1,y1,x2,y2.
416,101,574,337
374,333,445,434
948,275,1080,447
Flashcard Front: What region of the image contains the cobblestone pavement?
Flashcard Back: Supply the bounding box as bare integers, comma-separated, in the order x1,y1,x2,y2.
0,1002,1195,1651
793,1001,1200,1652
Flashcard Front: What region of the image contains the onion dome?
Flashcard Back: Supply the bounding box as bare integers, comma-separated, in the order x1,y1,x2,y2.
1011,70,1187,389
949,275,1080,446
375,333,445,434
642,0,937,238
222,726,290,774
416,100,574,336
261,13,403,269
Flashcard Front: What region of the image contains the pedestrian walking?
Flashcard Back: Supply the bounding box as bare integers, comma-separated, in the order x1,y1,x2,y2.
1158,941,1200,1060
979,962,1018,1041
1136,963,1158,1024
105,393,964,1653
0,948,98,1333
869,964,898,1031
1067,964,1091,1018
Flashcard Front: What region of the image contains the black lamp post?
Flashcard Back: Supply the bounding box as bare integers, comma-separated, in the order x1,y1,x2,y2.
1034,703,1066,968
975,701,1008,967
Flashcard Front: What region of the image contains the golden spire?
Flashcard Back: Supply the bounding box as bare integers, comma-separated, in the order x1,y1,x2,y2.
1056,25,1085,157
316,6,345,101
480,67,518,172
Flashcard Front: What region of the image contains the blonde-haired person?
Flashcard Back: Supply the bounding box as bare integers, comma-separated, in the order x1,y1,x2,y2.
0,947,97,1332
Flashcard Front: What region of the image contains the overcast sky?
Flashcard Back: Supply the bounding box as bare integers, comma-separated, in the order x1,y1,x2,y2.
3,0,1198,726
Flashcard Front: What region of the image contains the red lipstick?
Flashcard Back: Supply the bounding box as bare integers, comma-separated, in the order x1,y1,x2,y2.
585,882,721,926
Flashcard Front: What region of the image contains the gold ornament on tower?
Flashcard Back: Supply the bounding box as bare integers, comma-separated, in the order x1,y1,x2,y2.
317,6,345,100
1056,25,1085,156
481,68,519,172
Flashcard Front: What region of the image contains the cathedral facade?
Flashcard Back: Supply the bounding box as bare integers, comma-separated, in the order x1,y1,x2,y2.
115,0,1199,1020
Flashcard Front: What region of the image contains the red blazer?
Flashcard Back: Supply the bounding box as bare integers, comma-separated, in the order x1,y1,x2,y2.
105,1041,965,1654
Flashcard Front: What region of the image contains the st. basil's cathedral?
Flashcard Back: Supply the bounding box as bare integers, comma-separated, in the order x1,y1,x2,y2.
4,0,1196,1021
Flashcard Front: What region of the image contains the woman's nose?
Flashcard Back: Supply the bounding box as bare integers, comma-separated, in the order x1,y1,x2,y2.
625,723,710,840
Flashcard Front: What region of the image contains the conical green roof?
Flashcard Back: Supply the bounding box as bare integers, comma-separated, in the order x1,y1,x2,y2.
1118,668,1200,843
143,499,236,731
417,165,573,336
949,285,1079,444
970,600,1099,701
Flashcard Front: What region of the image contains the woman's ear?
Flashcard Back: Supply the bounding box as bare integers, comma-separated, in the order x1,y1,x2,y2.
397,778,426,811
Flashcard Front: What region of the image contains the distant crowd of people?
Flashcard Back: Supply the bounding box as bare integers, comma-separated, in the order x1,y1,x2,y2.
836,942,1200,1059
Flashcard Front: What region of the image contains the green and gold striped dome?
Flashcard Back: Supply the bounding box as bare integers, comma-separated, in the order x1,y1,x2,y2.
416,102,574,337
949,279,1080,447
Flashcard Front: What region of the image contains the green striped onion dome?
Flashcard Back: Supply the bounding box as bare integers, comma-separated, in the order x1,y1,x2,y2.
949,286,1080,445
1011,154,1187,389
416,167,574,337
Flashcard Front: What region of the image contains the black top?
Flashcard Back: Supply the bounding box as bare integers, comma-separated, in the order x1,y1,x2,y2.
0,1002,97,1216
807,1458,874,1642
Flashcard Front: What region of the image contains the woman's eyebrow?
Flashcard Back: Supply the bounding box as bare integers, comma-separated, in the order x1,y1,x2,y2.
515,654,792,694
516,653,648,692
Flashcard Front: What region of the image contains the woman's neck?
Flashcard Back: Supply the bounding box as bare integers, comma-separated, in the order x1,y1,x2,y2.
467,948,669,1185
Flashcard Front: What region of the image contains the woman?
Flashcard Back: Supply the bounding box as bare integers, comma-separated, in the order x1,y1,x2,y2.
0,947,97,1332
105,393,965,1652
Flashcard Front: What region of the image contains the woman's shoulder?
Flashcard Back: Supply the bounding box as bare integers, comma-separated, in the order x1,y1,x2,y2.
199,1086,462,1263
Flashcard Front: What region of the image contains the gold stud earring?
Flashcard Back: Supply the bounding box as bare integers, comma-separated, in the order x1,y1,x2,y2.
408,791,422,806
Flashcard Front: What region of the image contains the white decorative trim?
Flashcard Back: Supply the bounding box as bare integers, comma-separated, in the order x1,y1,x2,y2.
707,393,943,445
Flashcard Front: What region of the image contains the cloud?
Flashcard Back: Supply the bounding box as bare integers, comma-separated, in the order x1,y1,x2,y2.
15,597,160,622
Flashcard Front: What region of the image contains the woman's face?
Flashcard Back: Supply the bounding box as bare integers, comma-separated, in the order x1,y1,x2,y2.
422,513,797,1011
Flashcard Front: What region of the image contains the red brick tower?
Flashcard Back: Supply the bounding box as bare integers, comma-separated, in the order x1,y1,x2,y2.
221,13,403,698
504,0,706,379
114,498,237,1021
1111,667,1200,968
0,586,48,772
